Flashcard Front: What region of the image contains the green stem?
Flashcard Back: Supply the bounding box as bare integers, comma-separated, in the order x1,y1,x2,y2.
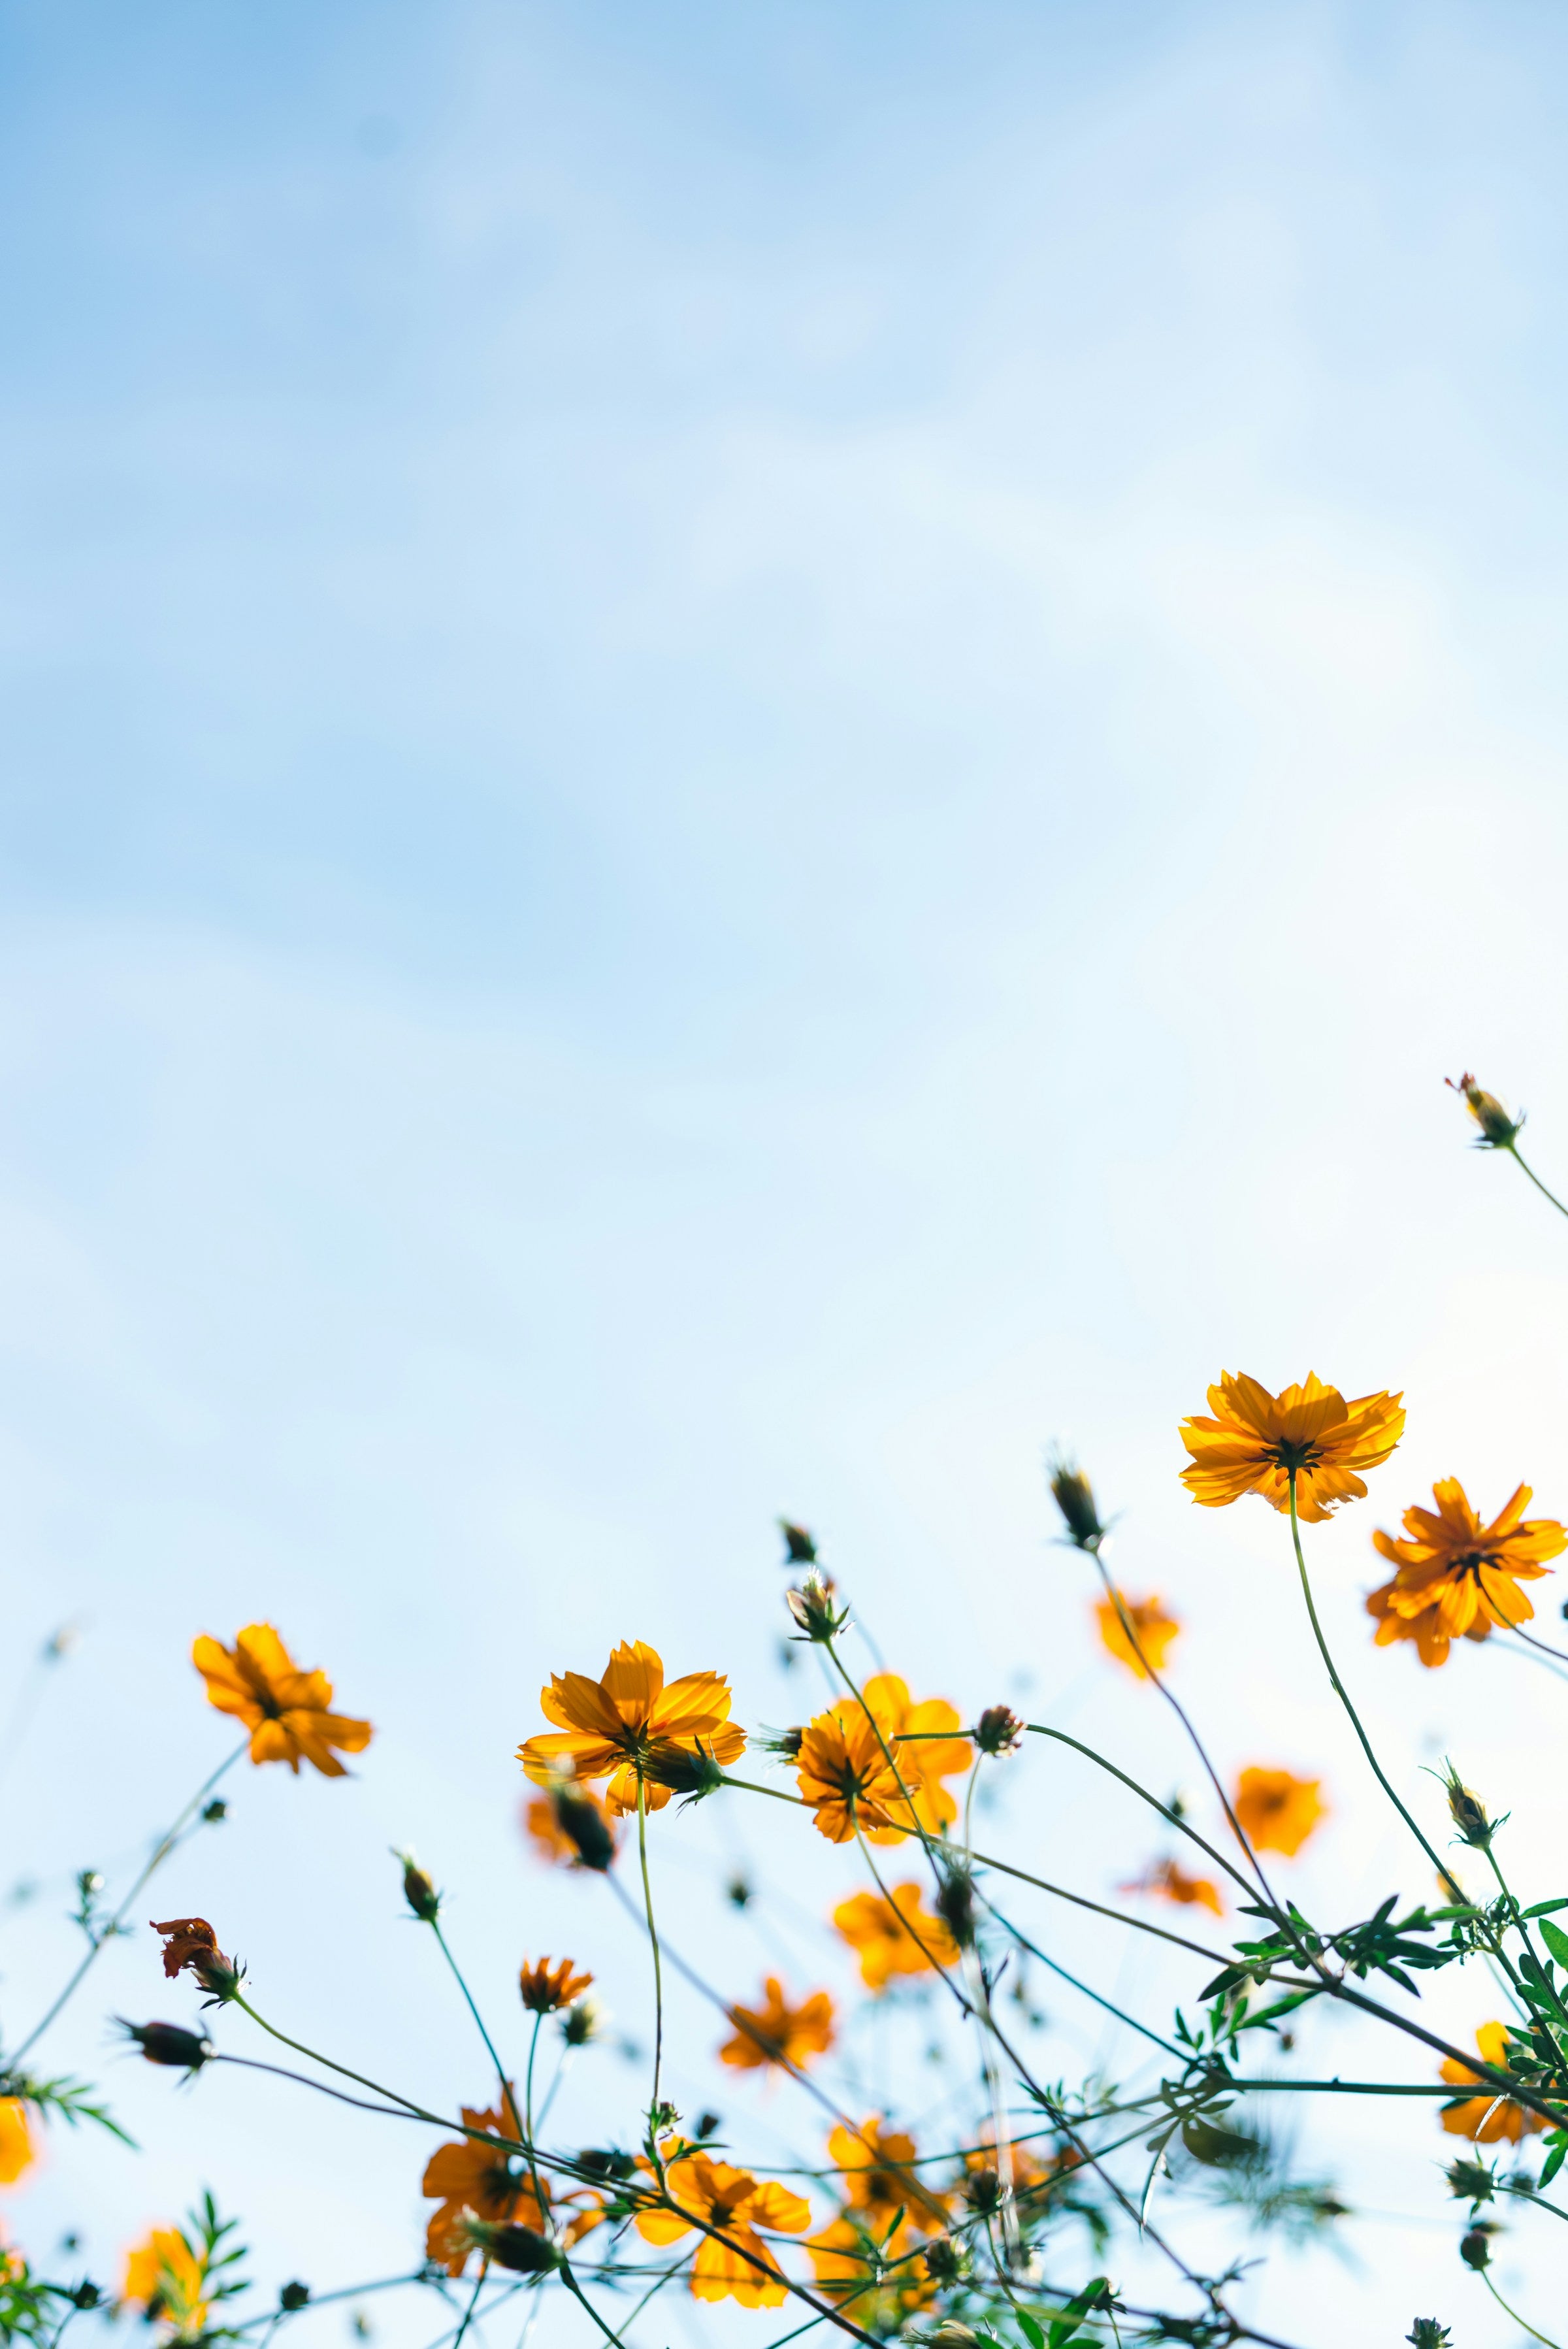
1509,1142,1568,1222
9,1738,248,2062
1286,1473,1448,1877
635,1780,665,2152
522,2012,548,2218
1481,2265,1561,2348
1024,1722,1258,1899
431,1920,523,2139
450,2267,487,2349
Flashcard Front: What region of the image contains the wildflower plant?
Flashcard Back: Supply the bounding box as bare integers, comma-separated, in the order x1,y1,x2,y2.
12,1074,1568,2345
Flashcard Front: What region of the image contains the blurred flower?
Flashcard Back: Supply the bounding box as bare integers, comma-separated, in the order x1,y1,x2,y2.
719,1978,835,2073
786,1571,850,1644
795,1709,903,1843
523,1783,619,1871
860,1677,972,1841
149,1919,242,2005
518,1641,744,1816
520,1958,593,2015
832,1884,960,1989
122,2229,208,2339
0,2102,32,2186
807,2210,938,2324
559,1996,608,2046
1446,1074,1522,1149
117,2021,214,2073
1119,1857,1223,1917
458,2217,561,2274
1367,1481,1563,1667
1045,1454,1105,1551
1180,1373,1405,1523
192,1625,372,1777
395,1851,441,1923
1440,2024,1546,2144
826,2116,947,2233
779,1521,818,1565
635,2150,809,2306
1094,1594,1179,1679
1233,1768,1325,1857
422,2102,542,2276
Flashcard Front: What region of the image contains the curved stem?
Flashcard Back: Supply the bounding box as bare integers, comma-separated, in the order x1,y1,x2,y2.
1482,2265,1561,2348
634,1781,665,2152
431,1920,523,2139
9,1739,248,2062
1024,1723,1258,1900
1509,1143,1568,1222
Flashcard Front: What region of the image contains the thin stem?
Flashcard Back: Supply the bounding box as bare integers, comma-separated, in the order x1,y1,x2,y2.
635,1779,664,2143
9,1739,248,2062
1481,2265,1561,2348
522,2012,549,2217
1024,1722,1258,1899
1287,1473,1448,1879
1509,1142,1568,1222
449,2268,487,2349
431,1919,523,2139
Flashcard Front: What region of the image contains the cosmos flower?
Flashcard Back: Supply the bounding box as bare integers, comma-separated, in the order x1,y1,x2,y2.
634,2152,810,2306
1094,1594,1180,1679
719,1977,835,2073
794,1708,904,1843
1119,1857,1223,1916
121,2228,209,2339
859,1676,972,1839
421,2101,544,2276
1440,2024,1547,2144
519,1958,594,2015
1180,1373,1405,1523
1232,1767,1326,1857
0,2103,32,2187
832,1884,960,1989
1367,1481,1564,1668
518,1641,745,1816
191,1626,372,1777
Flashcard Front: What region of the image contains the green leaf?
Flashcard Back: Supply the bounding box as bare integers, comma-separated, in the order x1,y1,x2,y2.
1523,1900,1568,1920
1047,2278,1111,2348
1017,2314,1045,2349
1541,1919,1568,1970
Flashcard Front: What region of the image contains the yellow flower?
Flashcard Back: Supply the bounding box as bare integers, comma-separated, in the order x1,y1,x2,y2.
1367,1480,1564,1667
859,1675,972,1839
806,2211,938,2323
1233,1767,1325,1856
122,2228,209,2338
1094,1594,1179,1679
518,1641,744,1816
191,1624,372,1777
0,2102,33,2186
1119,1857,1223,1917
421,2099,542,2276
794,1708,904,1843
832,1884,960,1989
1179,1372,1405,1523
519,1957,593,2014
719,1978,836,2073
634,2151,810,2306
1440,2023,1547,2144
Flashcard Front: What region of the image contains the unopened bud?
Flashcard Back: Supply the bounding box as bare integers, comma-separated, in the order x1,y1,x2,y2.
560,1996,607,2046
460,2217,561,2275
1441,1764,1499,1848
779,1520,818,1566
762,1728,804,1760
1459,2226,1492,2271
551,1786,617,1873
69,2283,101,2310
1046,1453,1105,1551
921,2237,966,2286
643,1742,725,1802
963,2164,1001,2216
279,2283,311,2312
935,1864,975,1950
394,1849,442,1923
1405,2325,1452,2349
975,1705,1023,1757
1447,1073,1522,1149
117,2018,216,2072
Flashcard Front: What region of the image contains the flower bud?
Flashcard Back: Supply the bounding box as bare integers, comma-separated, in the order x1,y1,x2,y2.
559,1996,607,2046
935,1863,976,1951
1441,1765,1500,1849
963,2164,1001,2216
459,2216,561,2275
577,2148,636,2182
1046,1453,1104,1551
69,2284,101,2310
924,2324,979,2348
920,2237,966,2286
551,1786,617,1873
1458,2226,1492,2271
1445,2158,1494,2207
279,2283,311,2312
786,1571,849,1643
201,1800,229,1825
394,1849,442,1923
117,2018,216,2071
762,1729,804,1760
1447,1073,1522,1149
643,1742,725,1802
779,1520,818,1566
975,1705,1023,1757
1405,2325,1452,2349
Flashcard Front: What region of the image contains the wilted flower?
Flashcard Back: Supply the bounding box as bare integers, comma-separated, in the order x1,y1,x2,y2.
0,2101,32,2186
1046,1454,1105,1551
520,1958,593,2015
519,1641,745,1816
1094,1594,1180,1679
117,2020,215,2073
974,1705,1023,1756
1232,1768,1326,1857
1367,1481,1563,1667
786,1571,850,1644
1447,1073,1522,1149
1439,2024,1544,2143
395,1851,441,1923
1180,1373,1405,1522
150,1919,244,2005
1119,1857,1224,1917
523,1783,619,1872
192,1625,372,1777
832,1884,960,1990
634,2149,811,2305
719,1978,835,2073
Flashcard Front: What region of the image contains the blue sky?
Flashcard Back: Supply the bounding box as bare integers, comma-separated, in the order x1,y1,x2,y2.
6,3,1568,2342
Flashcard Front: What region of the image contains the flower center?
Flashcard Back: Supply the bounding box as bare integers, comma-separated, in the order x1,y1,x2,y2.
1270,1439,1323,1473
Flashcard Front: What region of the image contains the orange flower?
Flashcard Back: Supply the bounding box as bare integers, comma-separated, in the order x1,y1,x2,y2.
859,1675,972,1839
806,2211,938,2322
150,1918,240,2003
422,2100,542,2276
832,1884,960,1989
522,1786,620,1870
0,2102,32,2186
794,1708,904,1843
1094,1594,1180,1679
634,2150,809,2306
518,1641,745,1816
192,1624,372,1777
1367,1480,1565,1668
1119,1857,1223,1917
1180,1373,1405,1523
1233,1767,1325,1856
719,1977,836,2072
122,2227,209,2337
520,1957,593,2014
1440,2023,1547,2144
826,2116,935,2229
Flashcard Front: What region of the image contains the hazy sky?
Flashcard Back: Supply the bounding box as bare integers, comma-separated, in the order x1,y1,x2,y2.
6,5,1568,2343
